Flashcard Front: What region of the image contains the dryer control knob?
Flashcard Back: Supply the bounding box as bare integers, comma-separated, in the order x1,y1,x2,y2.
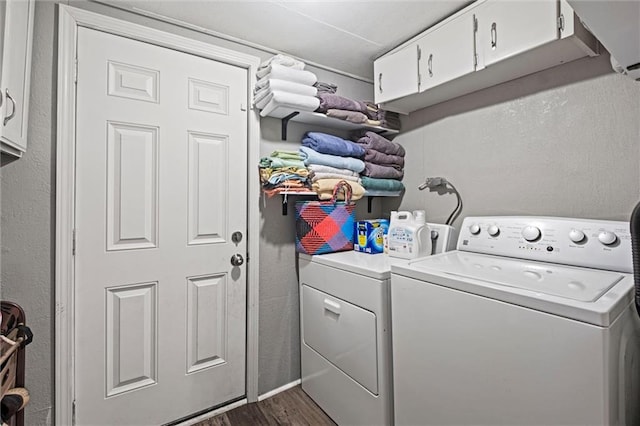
522,226,541,242
469,224,481,235
569,229,585,243
598,231,617,245
487,225,500,237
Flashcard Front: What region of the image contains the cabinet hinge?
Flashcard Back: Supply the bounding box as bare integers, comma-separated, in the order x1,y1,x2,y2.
557,14,565,32
72,229,76,256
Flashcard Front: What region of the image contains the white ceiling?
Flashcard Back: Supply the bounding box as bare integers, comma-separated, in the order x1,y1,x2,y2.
98,1,473,81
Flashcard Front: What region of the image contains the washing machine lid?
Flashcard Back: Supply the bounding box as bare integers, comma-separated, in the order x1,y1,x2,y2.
299,251,407,280
391,251,633,326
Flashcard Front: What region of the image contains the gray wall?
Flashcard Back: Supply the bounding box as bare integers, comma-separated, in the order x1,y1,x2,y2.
385,54,640,227
3,2,640,425
0,2,372,424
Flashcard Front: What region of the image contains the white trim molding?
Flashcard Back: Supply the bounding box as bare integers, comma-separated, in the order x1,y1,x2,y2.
55,5,261,425
257,379,302,402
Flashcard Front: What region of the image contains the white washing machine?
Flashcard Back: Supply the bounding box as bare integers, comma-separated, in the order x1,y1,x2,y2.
299,224,455,425
391,216,640,426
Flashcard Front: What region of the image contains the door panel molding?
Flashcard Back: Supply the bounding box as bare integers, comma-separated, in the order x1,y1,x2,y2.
55,6,261,425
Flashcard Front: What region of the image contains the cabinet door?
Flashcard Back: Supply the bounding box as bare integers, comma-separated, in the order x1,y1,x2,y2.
476,0,559,68
0,0,34,155
418,11,477,92
374,41,419,104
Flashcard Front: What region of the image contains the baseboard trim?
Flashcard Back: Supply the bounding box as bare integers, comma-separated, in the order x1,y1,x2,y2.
258,379,302,402
176,398,248,426
175,379,303,425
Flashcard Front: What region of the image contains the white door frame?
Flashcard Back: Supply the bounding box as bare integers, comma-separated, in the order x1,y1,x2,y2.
55,5,261,425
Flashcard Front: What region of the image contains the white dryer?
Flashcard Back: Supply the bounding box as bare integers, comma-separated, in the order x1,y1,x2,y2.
391,216,640,426
299,223,455,425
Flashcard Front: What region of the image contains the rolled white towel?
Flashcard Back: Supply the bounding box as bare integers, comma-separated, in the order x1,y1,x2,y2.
256,63,317,85
258,54,305,71
253,79,318,106
259,91,320,117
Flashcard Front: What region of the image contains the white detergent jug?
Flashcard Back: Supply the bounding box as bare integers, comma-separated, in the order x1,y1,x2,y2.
388,210,433,259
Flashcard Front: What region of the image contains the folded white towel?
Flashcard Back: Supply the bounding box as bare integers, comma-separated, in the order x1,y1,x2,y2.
253,80,318,106
259,54,305,71
255,78,317,95
307,164,360,178
256,63,317,84
259,92,320,117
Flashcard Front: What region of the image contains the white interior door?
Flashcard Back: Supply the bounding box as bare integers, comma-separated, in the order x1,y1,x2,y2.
74,27,248,425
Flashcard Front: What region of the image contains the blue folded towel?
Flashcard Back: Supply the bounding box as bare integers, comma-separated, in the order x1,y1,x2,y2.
299,146,365,173
302,132,365,158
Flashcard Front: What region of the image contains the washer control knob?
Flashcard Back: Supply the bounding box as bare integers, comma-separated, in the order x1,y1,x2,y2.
598,231,617,246
469,224,481,235
568,229,585,243
487,225,500,237
522,226,541,242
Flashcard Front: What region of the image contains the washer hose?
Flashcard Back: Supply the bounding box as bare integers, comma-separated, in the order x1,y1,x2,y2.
631,201,640,318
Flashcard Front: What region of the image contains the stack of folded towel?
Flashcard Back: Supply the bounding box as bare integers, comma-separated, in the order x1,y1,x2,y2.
254,55,319,118
315,93,400,130
351,130,405,192
299,132,367,201
259,150,311,197
364,102,401,130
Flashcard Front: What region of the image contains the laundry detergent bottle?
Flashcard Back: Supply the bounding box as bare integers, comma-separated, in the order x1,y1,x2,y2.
387,210,432,259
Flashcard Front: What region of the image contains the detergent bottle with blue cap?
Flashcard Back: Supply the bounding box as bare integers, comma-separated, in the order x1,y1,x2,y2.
388,210,432,259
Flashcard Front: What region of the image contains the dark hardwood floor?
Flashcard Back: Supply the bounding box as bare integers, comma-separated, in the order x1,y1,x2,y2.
194,386,337,426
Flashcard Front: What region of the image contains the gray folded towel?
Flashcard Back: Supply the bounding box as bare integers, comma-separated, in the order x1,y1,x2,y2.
364,149,405,168
316,93,368,114
362,162,404,180
314,81,338,94
352,131,405,157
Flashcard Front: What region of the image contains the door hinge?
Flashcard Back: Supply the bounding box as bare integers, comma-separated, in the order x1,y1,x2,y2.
74,58,78,84
72,229,76,256
474,53,478,69
72,400,76,424
473,15,478,33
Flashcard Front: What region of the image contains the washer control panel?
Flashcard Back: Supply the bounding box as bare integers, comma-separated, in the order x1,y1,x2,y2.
458,216,632,273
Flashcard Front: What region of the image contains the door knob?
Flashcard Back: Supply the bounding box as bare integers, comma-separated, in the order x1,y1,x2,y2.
230,254,244,267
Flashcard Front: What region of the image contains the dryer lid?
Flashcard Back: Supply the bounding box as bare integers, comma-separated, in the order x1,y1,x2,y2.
395,251,624,302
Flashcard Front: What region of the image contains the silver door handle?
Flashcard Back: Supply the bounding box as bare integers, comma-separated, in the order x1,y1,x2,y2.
378,72,383,93
491,22,497,49
4,89,16,126
231,253,244,267
428,54,433,77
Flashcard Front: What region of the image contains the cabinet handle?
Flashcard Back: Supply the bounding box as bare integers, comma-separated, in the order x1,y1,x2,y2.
428,54,433,77
3,90,16,126
378,72,383,93
491,22,497,49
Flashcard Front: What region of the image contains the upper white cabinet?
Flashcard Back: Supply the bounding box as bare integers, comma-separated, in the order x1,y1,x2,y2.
374,40,420,104
0,0,35,157
374,0,598,114
419,9,477,92
475,1,558,68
